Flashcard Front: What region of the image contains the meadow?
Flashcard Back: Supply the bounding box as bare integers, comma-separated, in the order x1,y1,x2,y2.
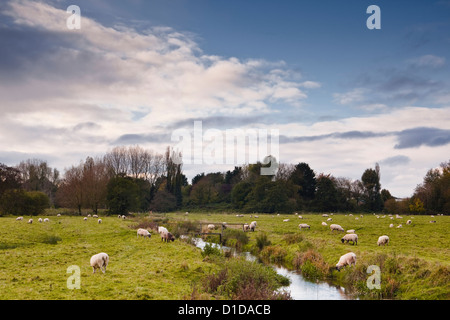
0,211,449,300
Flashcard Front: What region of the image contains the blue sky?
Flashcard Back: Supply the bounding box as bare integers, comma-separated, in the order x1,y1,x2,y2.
0,0,449,197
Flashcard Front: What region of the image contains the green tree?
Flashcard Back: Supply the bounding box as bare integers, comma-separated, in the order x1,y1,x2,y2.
361,163,383,212
106,176,140,215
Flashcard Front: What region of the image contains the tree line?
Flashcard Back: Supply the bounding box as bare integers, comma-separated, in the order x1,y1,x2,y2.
0,145,448,215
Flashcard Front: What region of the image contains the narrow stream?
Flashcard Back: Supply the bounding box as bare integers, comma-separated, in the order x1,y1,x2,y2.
191,237,354,300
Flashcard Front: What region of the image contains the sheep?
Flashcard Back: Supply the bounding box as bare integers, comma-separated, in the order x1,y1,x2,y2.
93,214,98,218
28,218,33,224
44,218,49,222
161,231,175,242
429,220,436,223
158,226,169,234
98,219,102,224
283,219,290,222
406,220,412,225
377,235,389,246
298,223,310,230
389,223,394,228
298,215,303,219
84,217,88,221
38,218,43,223
121,215,126,219
250,221,257,231
341,233,358,245
243,224,250,231
57,214,61,217
137,228,151,239
90,252,109,274
330,224,344,232
321,222,327,226
397,224,402,228
322,214,329,217
346,229,355,233
207,224,215,231
87,214,91,217
327,218,332,221
16,217,23,221
336,252,357,271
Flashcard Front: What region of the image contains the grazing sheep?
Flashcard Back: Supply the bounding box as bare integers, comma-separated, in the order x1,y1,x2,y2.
250,221,257,231
377,235,389,246
397,224,402,228
346,229,355,233
118,215,121,219
98,219,102,224
207,224,215,231
322,214,329,217
336,252,357,271
330,224,344,232
93,214,98,218
406,220,412,225
283,219,290,222
327,218,332,221
57,214,61,217
161,232,175,242
389,223,394,228
28,219,33,224
84,217,88,221
44,218,49,222
158,226,169,234
90,252,109,274
87,214,91,217
137,228,151,239
16,217,23,221
38,218,43,223
430,220,436,223
121,215,126,219
298,223,310,230
321,222,327,226
341,233,358,245
298,215,303,219
243,224,250,231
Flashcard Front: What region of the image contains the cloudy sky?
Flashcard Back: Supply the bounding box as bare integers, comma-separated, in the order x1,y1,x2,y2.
0,0,449,197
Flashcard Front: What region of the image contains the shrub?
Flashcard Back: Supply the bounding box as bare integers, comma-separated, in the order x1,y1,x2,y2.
255,232,271,250
222,229,249,250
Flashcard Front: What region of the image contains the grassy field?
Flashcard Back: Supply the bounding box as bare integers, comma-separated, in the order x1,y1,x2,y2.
166,211,450,299
1,211,449,300
0,215,219,300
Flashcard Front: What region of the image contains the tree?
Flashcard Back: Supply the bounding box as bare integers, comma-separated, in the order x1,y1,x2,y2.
289,162,316,210
0,189,49,216
0,163,22,197
361,163,383,212
106,175,140,215
56,163,84,214
313,174,339,212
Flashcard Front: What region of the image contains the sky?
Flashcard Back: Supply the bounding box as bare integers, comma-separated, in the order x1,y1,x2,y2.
0,0,449,198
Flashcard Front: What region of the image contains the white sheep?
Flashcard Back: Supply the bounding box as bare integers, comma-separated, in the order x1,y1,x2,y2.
406,220,412,225
346,229,355,233
250,221,257,231
389,223,394,228
330,224,344,232
38,218,43,223
28,218,33,224
243,224,250,231
397,224,402,228
341,233,358,245
322,214,329,217
321,222,327,226
137,228,151,239
16,217,23,221
327,217,332,221
90,252,109,274
207,224,215,231
121,215,126,219
377,235,389,246
336,252,356,271
44,218,49,222
93,214,98,218
283,219,290,222
158,226,169,234
98,219,102,224
298,223,310,230
298,215,303,219
57,214,61,217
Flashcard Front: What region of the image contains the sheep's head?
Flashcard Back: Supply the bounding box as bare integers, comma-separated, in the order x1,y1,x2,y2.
341,238,345,243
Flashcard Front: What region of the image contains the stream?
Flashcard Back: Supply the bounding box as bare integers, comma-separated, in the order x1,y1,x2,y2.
191,237,354,300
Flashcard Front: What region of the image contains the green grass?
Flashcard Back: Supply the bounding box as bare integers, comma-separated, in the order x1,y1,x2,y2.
166,212,450,299
1,211,449,300
0,215,218,300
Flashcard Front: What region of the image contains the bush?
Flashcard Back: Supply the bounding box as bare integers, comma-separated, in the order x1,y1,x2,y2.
0,189,49,216
255,232,271,250
201,243,222,258
201,258,291,300
222,229,249,250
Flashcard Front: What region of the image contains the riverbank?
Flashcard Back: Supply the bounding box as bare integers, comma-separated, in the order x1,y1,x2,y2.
167,212,450,300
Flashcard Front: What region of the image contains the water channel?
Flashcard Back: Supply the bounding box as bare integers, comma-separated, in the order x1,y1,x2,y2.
191,237,354,300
